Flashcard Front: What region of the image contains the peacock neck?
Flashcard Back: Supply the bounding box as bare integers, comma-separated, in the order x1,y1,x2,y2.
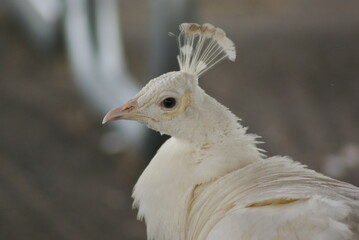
179,90,247,146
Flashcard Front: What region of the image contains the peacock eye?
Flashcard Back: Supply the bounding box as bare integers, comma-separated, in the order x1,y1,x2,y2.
161,97,177,109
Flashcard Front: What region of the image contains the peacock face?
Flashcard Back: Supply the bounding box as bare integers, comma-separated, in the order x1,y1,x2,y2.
103,71,199,136
103,22,236,139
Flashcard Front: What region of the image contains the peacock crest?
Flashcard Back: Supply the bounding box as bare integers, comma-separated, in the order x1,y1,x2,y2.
176,23,236,77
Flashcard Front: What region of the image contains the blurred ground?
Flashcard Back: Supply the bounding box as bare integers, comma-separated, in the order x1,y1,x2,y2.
1,0,359,240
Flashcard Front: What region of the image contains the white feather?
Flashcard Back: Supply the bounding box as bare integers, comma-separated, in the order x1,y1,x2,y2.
177,23,236,77
207,196,353,240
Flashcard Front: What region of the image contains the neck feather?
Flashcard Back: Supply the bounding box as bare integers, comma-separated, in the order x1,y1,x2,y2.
176,90,246,144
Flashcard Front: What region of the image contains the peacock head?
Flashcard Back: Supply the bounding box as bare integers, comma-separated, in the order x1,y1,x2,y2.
103,23,236,138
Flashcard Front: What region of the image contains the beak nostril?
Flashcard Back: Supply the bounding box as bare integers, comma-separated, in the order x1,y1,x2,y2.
102,98,140,124
123,106,135,112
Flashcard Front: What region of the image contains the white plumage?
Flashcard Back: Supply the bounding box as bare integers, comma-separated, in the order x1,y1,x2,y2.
103,23,359,240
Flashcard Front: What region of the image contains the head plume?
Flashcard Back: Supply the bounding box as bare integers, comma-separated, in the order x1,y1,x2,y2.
176,23,236,77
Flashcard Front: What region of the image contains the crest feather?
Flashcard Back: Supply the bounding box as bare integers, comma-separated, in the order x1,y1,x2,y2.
176,23,236,77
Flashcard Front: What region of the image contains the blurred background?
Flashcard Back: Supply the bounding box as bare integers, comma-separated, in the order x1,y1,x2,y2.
0,0,358,239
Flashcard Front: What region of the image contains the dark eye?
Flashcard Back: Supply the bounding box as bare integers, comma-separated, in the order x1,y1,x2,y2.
161,97,177,109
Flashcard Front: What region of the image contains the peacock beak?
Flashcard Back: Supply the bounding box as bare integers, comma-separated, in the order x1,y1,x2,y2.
102,99,141,124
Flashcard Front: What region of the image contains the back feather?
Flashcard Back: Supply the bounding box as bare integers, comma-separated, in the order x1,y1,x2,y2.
176,23,236,77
